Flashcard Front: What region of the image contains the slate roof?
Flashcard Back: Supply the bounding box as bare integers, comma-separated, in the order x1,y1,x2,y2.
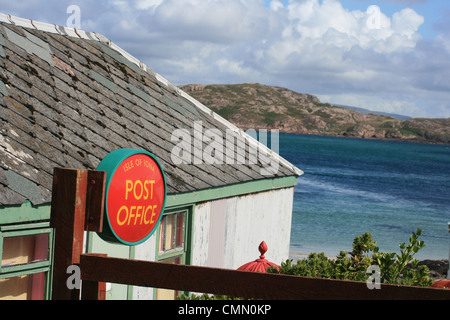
0,14,302,207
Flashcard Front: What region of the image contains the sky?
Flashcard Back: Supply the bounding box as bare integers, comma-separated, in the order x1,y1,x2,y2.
1,0,449,118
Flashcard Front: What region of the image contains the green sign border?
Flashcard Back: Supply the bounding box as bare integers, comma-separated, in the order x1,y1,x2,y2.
96,149,167,246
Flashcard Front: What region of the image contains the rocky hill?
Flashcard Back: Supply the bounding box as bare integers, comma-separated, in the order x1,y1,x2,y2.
180,83,450,144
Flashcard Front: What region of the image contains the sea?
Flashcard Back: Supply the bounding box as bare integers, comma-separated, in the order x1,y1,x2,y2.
278,133,450,261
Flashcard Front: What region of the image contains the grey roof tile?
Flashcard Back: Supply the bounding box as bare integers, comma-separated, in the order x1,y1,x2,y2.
0,79,7,96
0,184,26,205
0,167,45,205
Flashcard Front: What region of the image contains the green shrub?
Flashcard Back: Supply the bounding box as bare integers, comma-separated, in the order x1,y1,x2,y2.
269,228,433,287
178,293,245,300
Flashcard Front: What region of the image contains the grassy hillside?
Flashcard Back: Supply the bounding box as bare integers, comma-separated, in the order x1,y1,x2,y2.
180,83,450,144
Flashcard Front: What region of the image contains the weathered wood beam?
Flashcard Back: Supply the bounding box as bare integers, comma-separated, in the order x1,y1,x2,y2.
80,254,450,300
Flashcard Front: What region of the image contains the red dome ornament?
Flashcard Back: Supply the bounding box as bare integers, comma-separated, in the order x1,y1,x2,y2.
237,241,280,273
431,279,450,289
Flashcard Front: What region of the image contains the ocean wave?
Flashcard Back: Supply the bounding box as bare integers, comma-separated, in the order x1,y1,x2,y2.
299,166,448,182
295,178,399,203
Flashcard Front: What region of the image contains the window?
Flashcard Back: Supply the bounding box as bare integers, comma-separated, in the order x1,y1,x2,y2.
155,207,192,300
0,223,53,300
158,211,185,254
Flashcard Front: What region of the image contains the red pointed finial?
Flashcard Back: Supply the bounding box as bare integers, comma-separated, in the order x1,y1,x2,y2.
237,241,280,273
258,241,268,259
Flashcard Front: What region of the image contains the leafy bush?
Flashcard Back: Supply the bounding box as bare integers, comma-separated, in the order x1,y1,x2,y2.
178,293,245,300
268,228,433,287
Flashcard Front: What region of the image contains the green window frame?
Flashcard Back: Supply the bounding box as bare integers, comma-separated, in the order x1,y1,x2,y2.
156,205,192,264
0,222,53,300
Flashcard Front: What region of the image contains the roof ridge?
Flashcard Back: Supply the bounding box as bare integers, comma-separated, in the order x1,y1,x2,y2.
0,12,303,177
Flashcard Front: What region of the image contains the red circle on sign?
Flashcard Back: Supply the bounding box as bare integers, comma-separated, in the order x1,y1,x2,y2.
106,153,166,245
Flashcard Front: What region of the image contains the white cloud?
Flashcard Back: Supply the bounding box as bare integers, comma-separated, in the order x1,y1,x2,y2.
129,0,280,44
437,34,450,54
135,0,163,10
270,0,284,11
392,8,424,37
276,1,424,54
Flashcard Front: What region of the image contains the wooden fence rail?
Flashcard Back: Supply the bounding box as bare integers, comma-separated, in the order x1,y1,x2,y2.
79,254,450,300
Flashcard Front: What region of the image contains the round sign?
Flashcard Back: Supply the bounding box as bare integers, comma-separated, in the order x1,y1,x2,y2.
96,149,167,246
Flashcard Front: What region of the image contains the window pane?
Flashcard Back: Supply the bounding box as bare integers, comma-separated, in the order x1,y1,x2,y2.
175,212,184,248
0,272,46,300
1,234,49,268
164,214,175,251
159,216,165,252
161,256,182,265
158,211,187,254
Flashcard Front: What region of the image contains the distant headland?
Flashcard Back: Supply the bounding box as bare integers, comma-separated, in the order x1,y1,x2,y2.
180,83,450,145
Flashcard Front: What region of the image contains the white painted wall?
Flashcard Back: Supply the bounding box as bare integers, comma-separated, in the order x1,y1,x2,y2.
192,187,295,270
132,235,156,300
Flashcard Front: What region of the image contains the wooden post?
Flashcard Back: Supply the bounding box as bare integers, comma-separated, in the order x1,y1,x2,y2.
50,168,106,300
81,280,107,300
85,171,106,232
81,254,108,300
